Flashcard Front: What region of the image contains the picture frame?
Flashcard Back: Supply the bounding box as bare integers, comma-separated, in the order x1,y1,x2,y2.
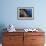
17,7,34,20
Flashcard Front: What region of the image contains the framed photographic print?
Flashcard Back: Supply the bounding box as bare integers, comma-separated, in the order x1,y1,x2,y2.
17,7,34,20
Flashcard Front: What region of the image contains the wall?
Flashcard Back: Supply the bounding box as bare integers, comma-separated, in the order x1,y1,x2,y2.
0,0,46,30
0,0,46,45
